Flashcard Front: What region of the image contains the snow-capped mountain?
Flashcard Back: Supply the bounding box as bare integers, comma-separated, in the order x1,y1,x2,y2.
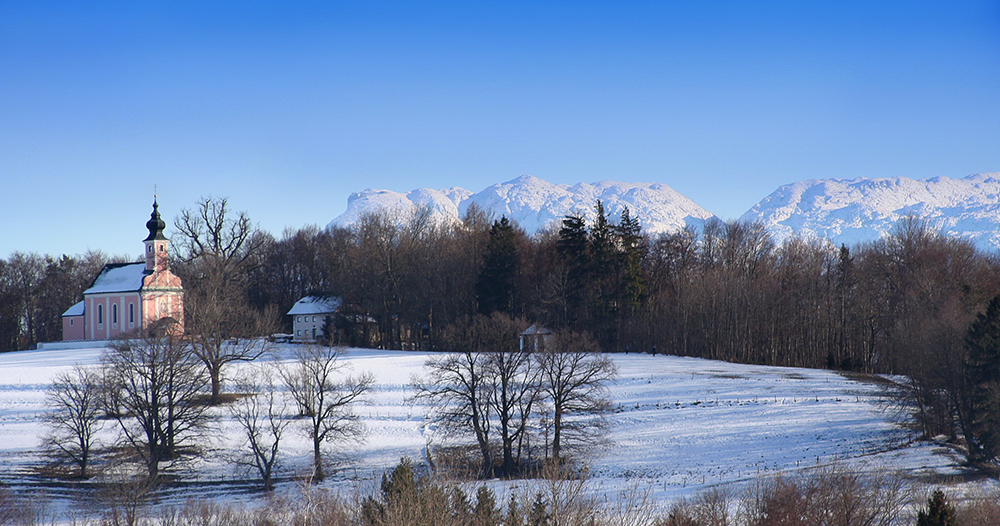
741,173,1000,251
328,175,716,234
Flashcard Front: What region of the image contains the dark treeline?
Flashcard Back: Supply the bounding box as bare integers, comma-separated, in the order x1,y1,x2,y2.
4,202,1000,375
6,199,1000,457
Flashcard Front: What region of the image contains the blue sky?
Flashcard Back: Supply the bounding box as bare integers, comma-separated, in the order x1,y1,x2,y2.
2,1,999,258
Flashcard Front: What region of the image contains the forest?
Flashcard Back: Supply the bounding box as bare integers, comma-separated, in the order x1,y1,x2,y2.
4,196,1000,462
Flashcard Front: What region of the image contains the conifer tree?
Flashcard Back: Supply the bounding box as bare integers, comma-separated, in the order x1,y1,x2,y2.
964,293,1000,460
916,490,957,526
557,213,591,328
476,216,520,315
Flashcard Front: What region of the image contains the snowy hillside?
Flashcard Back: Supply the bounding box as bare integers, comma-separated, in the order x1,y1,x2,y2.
328,175,717,234
0,344,986,519
741,173,1000,251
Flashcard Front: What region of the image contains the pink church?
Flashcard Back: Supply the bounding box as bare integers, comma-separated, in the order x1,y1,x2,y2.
62,200,185,340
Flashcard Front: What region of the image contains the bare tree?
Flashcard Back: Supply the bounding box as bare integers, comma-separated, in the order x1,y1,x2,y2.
483,315,537,477
415,313,533,477
280,344,372,482
173,196,277,404
413,343,495,478
103,325,210,479
43,365,103,478
536,331,616,462
228,368,291,491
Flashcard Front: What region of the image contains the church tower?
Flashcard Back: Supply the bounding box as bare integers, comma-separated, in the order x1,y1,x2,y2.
144,198,169,272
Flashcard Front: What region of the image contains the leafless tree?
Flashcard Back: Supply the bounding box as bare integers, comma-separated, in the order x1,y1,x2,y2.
228,368,291,491
483,315,537,476
413,342,495,478
280,344,373,482
43,365,103,478
415,313,533,478
103,325,210,479
173,196,277,404
536,331,616,462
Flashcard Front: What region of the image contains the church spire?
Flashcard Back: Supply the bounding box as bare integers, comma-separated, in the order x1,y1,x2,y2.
144,197,170,272
144,197,167,241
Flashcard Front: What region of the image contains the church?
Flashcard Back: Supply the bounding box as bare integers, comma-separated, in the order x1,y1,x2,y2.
62,200,185,340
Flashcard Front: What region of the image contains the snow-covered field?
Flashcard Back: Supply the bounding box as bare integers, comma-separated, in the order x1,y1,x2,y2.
0,344,992,518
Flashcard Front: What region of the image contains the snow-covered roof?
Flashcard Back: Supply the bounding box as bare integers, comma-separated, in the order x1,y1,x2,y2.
287,295,342,316
62,300,85,317
521,323,552,336
83,262,147,295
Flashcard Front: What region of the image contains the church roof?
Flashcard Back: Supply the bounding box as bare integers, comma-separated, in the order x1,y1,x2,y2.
287,295,342,316
84,262,148,295
62,300,85,317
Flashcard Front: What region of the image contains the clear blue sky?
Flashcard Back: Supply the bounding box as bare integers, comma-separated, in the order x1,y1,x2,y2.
2,1,999,258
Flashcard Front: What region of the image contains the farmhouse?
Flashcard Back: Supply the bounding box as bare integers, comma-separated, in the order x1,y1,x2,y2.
61,199,185,340
287,295,342,342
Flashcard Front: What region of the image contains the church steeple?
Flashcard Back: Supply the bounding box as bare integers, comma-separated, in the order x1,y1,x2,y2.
144,197,169,272
144,198,167,241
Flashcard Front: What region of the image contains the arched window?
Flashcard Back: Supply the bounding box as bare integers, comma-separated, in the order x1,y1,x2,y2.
129,303,135,326
97,304,103,325
112,303,118,326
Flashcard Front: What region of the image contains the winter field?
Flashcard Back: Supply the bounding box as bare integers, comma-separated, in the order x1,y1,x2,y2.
0,344,994,520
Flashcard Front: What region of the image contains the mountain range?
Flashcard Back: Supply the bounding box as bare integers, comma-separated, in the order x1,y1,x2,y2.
328,172,1000,251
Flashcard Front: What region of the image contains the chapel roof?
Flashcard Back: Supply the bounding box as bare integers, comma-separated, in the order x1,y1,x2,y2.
83,262,148,295
62,300,85,317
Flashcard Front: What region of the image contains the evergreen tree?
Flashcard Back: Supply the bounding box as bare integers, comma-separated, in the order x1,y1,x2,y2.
476,217,520,315
916,490,957,526
615,205,645,315
588,200,622,348
557,213,591,328
964,294,1000,459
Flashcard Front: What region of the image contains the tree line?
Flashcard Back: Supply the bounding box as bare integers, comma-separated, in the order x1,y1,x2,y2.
7,196,1000,463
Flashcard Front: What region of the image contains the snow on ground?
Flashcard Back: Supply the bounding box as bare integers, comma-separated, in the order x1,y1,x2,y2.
0,344,993,518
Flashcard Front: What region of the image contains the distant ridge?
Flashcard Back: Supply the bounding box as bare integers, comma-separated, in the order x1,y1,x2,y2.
328,175,717,234
741,172,1000,251
329,172,1000,252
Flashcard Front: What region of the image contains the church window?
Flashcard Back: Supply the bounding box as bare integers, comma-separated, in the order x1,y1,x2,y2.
112,304,118,326
70,319,74,326
97,304,103,325
129,303,135,326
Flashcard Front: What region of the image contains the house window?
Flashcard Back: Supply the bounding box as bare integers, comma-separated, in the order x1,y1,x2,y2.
112,303,118,326
97,304,103,325
312,328,317,339
313,316,317,322
129,303,135,327
296,330,300,336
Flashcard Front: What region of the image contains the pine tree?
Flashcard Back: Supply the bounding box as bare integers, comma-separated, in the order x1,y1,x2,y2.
476,216,520,315
916,490,957,526
615,205,645,314
964,294,1000,459
557,213,591,328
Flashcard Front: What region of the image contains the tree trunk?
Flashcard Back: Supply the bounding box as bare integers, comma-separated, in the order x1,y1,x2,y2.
312,436,324,482
210,364,222,405
552,408,563,461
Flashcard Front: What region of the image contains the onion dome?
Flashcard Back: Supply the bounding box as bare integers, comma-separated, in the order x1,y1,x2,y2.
144,198,167,241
